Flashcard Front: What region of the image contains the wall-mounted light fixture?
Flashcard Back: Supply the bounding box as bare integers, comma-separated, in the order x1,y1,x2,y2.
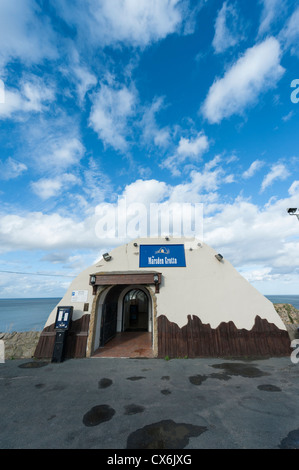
90,274,97,295
153,273,160,293
103,253,112,261
133,243,138,247
215,254,223,262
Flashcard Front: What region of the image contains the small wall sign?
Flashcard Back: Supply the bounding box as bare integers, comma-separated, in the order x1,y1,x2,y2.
71,290,88,303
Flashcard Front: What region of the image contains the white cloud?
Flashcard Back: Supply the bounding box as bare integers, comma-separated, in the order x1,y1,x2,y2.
201,37,285,124
140,97,170,148
167,168,226,204
224,173,235,184
282,110,294,122
122,179,169,205
31,178,62,200
31,174,80,200
203,192,299,271
47,138,85,170
0,212,94,253
21,78,55,111
89,83,137,152
31,133,85,172
162,131,209,175
22,112,85,176
280,6,299,56
81,158,112,205
177,133,210,158
55,0,186,48
1,177,299,295
260,163,290,192
240,266,276,283
242,159,265,179
0,157,27,180
73,65,98,103
258,0,286,36
204,155,222,171
288,181,299,196
0,0,57,67
60,47,98,104
0,77,55,119
0,273,72,301
212,1,240,54
188,169,224,192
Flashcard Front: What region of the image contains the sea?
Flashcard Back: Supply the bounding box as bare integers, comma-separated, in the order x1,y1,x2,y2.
0,298,62,333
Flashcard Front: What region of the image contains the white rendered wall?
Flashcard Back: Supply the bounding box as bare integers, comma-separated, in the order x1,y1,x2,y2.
43,237,286,332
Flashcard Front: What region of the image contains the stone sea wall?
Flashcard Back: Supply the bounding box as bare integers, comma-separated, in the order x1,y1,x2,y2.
0,331,41,360
274,303,299,324
274,304,299,341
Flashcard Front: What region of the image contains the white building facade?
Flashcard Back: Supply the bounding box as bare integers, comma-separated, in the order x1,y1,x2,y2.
35,237,290,359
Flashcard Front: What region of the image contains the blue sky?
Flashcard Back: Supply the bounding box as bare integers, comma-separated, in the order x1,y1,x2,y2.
0,0,299,298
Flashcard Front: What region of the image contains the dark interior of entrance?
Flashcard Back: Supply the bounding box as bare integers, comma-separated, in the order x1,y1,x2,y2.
100,286,149,347
123,289,149,331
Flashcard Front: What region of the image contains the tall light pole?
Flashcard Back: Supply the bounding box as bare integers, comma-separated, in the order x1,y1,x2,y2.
287,208,299,338
287,208,299,221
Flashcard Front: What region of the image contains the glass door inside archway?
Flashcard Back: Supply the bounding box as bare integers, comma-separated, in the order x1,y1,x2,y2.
123,289,149,332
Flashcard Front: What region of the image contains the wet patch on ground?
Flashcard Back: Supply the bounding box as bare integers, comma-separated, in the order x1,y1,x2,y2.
126,376,146,381
279,429,299,449
161,389,171,395
209,372,231,381
98,378,113,389
161,376,170,381
189,372,231,385
35,383,46,389
18,361,49,369
189,375,208,386
124,404,145,415
257,384,281,392
47,414,56,421
49,384,67,391
66,430,78,444
83,405,116,427
211,362,269,378
239,395,292,418
126,419,207,449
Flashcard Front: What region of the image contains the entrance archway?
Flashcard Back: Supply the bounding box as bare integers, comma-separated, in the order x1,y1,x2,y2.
93,285,153,357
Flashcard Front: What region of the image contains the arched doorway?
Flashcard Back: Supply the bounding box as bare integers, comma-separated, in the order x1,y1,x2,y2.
122,288,149,332
93,285,153,357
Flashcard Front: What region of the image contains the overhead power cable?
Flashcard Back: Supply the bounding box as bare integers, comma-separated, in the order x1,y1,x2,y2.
0,270,75,278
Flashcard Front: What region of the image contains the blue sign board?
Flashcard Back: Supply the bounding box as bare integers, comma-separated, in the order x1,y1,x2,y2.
139,244,186,268
54,306,73,330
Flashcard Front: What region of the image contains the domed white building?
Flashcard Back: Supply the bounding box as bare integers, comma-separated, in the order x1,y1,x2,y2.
35,237,290,359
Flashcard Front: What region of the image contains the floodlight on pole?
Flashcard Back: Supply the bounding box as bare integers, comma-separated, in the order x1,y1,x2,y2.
287,208,299,221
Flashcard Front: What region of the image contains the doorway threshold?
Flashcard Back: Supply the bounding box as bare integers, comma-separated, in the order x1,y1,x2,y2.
92,332,154,358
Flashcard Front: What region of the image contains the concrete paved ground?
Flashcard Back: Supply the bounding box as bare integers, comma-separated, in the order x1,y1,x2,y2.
0,356,299,450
